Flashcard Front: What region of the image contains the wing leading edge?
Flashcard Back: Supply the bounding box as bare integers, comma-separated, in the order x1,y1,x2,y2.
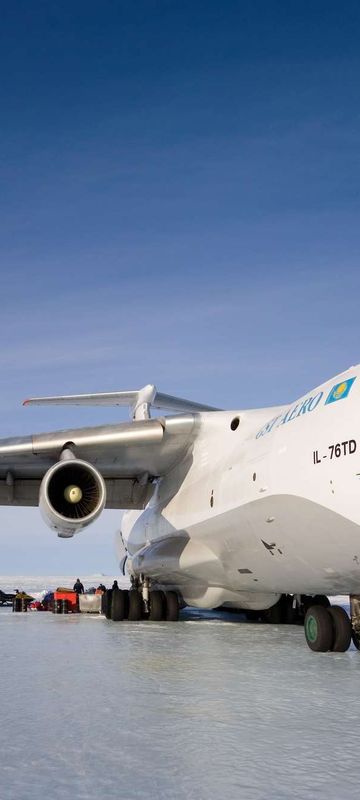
0,414,198,510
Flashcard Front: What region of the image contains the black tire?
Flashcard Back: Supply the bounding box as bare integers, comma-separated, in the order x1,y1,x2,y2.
304,605,334,652
103,589,113,619
62,599,69,614
128,590,143,621
265,596,286,624
312,594,330,608
54,599,62,615
245,610,262,621
282,595,296,624
328,606,352,652
111,588,128,621
164,591,179,621
149,590,165,621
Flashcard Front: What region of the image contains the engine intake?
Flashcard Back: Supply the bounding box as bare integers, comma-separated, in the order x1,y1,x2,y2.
40,459,106,537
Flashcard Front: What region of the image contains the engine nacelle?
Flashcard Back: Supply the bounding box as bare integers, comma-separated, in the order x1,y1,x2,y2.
39,458,106,538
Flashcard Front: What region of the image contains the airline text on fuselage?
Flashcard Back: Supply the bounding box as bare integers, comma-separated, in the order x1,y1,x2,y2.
256,392,323,439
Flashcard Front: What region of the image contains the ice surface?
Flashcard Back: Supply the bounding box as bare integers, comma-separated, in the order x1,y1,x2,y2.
0,591,359,800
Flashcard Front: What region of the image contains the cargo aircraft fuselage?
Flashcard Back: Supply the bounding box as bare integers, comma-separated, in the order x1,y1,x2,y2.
122,370,360,611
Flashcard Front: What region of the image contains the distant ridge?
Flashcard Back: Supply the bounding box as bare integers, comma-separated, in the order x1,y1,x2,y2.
0,574,129,594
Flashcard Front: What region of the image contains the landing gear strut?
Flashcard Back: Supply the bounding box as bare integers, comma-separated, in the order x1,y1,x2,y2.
262,594,330,625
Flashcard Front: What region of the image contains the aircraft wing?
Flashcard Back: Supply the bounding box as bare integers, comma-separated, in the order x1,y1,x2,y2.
0,414,198,510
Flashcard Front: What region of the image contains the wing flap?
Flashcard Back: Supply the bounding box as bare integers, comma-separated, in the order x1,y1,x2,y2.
0,477,153,510
105,478,153,509
0,478,39,507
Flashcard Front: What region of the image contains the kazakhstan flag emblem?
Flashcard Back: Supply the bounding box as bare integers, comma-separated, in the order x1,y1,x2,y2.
325,377,356,405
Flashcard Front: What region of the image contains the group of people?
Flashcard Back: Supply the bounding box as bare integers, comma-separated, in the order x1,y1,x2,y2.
72,579,119,595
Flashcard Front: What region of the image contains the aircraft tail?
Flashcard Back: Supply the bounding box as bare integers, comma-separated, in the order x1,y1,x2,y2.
23,384,220,420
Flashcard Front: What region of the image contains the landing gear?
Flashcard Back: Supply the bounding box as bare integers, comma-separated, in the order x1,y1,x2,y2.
111,589,129,621
302,594,330,613
128,590,142,621
164,591,180,621
263,596,285,624
105,579,180,623
304,604,352,652
149,590,165,621
328,606,352,652
304,606,334,651
147,590,180,621
102,589,113,620
350,594,360,649
263,595,297,624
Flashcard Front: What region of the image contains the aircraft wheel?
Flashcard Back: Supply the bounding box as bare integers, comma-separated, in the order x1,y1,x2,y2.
128,590,142,621
328,606,352,652
111,588,128,621
102,589,113,619
149,590,165,621
265,596,286,624
164,591,179,621
245,610,262,621
304,606,334,652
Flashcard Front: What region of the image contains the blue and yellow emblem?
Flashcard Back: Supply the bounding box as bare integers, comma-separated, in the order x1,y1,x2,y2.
325,377,356,405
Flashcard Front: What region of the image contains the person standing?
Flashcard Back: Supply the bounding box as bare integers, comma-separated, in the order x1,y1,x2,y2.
73,578,84,594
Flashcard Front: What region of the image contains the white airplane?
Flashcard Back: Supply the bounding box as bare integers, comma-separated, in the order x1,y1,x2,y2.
1,369,360,653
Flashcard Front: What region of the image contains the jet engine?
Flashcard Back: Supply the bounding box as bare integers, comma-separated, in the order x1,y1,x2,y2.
39,458,106,537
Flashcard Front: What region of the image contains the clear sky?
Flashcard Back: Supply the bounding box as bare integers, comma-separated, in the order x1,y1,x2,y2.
0,1,359,573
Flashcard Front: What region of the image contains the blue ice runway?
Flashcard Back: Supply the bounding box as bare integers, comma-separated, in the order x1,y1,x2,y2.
0,603,358,800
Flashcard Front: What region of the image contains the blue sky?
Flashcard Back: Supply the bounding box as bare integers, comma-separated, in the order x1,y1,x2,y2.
0,1,359,573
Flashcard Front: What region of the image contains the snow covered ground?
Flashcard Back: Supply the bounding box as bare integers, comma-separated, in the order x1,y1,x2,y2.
0,583,358,799
0,573,129,594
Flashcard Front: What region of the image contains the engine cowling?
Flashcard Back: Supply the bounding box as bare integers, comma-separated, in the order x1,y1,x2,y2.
39,458,106,538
